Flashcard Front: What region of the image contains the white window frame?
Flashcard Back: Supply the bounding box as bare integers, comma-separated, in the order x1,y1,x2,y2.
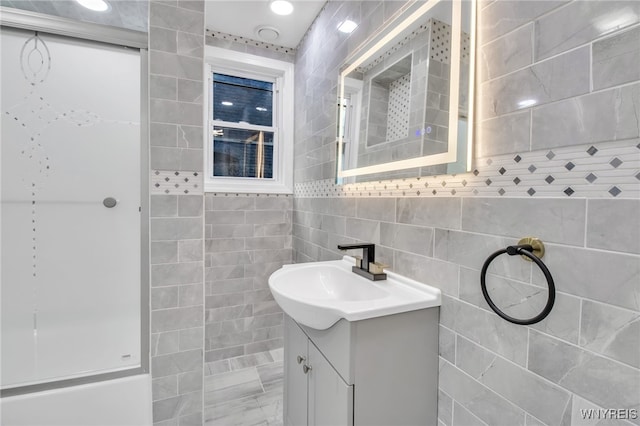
204,46,294,194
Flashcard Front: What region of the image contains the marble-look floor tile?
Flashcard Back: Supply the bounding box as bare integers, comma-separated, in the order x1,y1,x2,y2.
257,362,283,393
229,351,274,371
204,368,264,407
270,348,284,362
204,395,267,426
204,359,283,425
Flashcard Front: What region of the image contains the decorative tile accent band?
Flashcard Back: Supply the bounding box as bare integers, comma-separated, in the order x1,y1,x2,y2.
205,29,295,55
151,170,203,195
295,140,640,199
207,192,291,197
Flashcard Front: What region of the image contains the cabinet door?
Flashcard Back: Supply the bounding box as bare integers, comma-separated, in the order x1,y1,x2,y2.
308,342,353,426
284,317,309,426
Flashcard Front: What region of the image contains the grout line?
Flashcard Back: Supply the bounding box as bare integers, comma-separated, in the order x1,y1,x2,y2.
577,298,584,347
583,199,589,249
525,327,530,369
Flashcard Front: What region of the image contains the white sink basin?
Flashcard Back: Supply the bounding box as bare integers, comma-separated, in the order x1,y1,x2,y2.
268,256,441,330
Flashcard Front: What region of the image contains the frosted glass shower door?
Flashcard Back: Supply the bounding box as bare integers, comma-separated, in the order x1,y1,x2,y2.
1,28,142,388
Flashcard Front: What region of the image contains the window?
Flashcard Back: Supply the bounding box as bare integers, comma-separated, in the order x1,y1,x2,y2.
205,46,294,194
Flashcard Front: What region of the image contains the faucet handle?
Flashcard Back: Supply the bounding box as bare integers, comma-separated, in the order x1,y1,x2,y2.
369,262,388,274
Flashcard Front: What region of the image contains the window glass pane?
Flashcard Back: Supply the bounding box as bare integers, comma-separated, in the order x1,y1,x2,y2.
213,127,274,179
213,73,273,126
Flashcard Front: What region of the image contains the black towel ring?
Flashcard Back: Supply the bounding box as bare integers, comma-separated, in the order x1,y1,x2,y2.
480,240,555,325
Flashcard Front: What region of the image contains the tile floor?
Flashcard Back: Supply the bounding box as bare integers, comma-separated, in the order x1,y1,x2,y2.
204,348,284,426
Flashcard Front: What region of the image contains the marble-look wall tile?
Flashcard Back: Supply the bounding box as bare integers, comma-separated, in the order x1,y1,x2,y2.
150,3,204,34
434,229,531,282
452,402,488,426
439,359,526,426
153,376,178,401
528,330,640,413
438,389,454,426
535,1,640,60
531,244,640,312
456,336,572,426
396,197,462,229
479,0,566,44
461,198,586,246
480,23,533,82
149,1,205,424
480,46,590,119
593,26,640,91
380,222,433,257
440,295,529,366
356,197,396,222
531,83,640,150
458,267,581,344
580,300,640,369
153,391,202,423
587,199,640,255
476,111,530,157
151,75,178,100
203,194,291,390
394,250,458,297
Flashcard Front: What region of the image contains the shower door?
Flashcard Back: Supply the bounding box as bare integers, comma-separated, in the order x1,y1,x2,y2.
1,27,144,390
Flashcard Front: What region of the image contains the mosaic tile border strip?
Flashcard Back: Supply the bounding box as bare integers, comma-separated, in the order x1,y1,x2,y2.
207,192,291,197
205,30,295,55
151,170,203,195
295,140,640,199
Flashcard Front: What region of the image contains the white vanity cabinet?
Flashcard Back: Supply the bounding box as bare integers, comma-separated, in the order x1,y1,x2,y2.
284,316,353,426
283,306,439,426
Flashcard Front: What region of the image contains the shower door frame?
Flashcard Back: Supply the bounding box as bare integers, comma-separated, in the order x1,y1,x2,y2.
0,7,150,397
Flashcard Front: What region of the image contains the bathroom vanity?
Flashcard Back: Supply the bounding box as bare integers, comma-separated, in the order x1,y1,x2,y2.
269,257,441,426
284,309,439,426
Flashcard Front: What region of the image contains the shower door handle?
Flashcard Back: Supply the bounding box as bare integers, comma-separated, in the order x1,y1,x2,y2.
103,197,117,208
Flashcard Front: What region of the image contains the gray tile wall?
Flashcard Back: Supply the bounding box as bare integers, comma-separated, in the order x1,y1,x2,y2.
149,1,205,425
203,194,291,365
293,1,640,425
203,194,291,417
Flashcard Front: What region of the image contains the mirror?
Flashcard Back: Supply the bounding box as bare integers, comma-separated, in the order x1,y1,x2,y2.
337,0,476,183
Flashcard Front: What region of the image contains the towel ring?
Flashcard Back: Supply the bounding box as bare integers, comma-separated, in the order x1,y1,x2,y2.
480,239,555,325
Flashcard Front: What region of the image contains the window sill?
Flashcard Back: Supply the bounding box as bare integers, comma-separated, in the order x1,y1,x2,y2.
204,179,292,195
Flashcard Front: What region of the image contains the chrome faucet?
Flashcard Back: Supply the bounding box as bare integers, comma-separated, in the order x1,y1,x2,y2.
337,243,387,281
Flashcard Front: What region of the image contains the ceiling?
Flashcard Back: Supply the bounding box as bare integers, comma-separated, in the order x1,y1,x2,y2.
0,0,148,32
205,0,326,49
1,0,325,48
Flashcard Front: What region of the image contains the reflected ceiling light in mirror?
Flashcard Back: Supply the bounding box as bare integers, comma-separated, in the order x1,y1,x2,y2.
76,0,110,12
270,0,294,16
221,101,233,106
256,107,268,112
338,20,358,33
518,99,537,108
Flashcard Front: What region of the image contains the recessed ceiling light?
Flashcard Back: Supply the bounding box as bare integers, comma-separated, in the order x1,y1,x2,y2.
221,101,233,106
76,0,110,12
338,20,358,34
256,107,268,112
270,0,294,16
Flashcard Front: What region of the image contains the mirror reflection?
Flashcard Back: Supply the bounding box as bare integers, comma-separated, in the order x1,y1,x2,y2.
337,0,475,183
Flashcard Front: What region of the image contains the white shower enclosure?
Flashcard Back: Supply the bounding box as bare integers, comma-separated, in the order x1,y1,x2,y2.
1,25,147,391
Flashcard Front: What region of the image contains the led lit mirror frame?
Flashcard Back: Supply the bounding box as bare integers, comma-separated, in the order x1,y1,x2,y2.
336,0,477,181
